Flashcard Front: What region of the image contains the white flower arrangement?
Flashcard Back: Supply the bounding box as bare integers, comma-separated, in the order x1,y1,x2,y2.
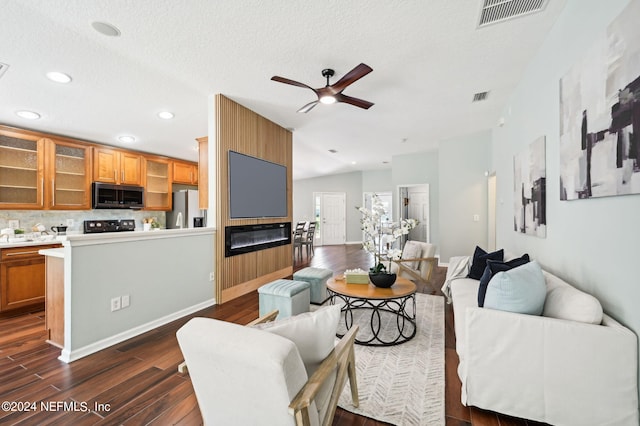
357,194,418,274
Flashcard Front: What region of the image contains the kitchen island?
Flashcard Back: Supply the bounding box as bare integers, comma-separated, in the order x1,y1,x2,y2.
39,227,215,363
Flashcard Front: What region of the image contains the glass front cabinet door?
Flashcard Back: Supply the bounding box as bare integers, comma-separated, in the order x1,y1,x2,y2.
0,129,45,209
45,139,91,209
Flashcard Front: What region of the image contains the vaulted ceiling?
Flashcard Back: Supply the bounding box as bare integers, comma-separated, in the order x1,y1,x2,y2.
1,0,567,179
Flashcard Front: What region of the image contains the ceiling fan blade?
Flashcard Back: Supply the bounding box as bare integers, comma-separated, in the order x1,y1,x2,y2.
330,63,373,93
271,76,314,91
297,100,319,113
335,93,374,110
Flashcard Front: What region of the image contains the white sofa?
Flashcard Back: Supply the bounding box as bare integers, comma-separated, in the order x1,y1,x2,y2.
443,255,639,426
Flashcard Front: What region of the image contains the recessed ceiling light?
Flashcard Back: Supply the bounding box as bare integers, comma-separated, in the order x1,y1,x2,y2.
157,111,174,120
351,161,357,165
91,21,121,37
118,135,135,143
15,110,41,120
46,71,72,83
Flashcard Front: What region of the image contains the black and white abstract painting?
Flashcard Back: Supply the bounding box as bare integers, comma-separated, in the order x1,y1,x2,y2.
559,0,640,200
514,136,546,238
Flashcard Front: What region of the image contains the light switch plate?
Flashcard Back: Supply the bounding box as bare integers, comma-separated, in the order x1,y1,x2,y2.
8,220,19,229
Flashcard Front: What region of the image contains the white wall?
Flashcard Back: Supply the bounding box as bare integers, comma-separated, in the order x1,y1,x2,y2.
362,169,393,192
439,130,491,261
492,0,639,397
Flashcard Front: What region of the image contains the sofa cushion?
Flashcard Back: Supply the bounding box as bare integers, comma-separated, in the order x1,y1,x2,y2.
468,246,504,280
477,254,530,307
484,261,546,315
543,275,603,324
253,304,341,377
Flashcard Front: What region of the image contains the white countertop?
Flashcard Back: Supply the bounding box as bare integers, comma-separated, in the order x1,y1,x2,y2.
38,247,65,258
60,226,215,247
0,238,64,249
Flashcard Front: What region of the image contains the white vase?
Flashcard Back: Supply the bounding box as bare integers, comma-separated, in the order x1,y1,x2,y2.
143,223,151,232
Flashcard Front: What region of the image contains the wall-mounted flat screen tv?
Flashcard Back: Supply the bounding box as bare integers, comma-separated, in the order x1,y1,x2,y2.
228,150,287,219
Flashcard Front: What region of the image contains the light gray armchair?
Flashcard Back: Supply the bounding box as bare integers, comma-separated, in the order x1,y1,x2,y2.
176,307,359,426
389,240,438,282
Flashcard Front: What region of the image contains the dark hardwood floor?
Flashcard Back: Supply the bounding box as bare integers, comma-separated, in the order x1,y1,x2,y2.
0,245,542,425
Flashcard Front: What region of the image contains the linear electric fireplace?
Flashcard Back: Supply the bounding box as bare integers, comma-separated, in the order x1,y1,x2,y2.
225,222,291,257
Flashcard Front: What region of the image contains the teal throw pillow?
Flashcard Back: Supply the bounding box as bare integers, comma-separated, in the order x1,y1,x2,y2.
477,254,530,307
483,260,546,315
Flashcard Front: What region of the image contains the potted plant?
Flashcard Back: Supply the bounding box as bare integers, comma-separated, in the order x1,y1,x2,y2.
357,194,418,287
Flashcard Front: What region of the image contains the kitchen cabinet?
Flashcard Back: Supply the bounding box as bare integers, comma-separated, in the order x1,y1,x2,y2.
0,127,45,209
0,244,60,312
173,160,198,185
144,156,172,210
93,147,142,185
45,139,92,209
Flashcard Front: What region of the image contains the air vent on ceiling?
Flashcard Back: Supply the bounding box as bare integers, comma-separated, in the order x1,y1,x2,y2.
0,62,9,79
328,149,338,153
478,0,548,27
473,91,490,102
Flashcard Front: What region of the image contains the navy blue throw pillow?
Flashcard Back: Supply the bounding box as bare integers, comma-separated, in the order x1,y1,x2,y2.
468,246,504,280
477,254,530,307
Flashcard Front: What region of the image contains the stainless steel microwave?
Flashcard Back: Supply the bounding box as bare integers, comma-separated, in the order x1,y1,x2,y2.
92,182,144,209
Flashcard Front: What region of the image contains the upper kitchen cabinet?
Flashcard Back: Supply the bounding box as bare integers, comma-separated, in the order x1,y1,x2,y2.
45,139,91,209
172,160,198,185
93,147,142,185
144,156,172,211
0,127,45,210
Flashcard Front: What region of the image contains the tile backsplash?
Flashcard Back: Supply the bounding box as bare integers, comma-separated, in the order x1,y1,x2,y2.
0,210,166,233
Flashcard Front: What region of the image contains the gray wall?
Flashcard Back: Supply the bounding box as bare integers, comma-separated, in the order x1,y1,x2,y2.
439,130,491,261
392,150,440,252
293,171,363,243
491,0,640,399
362,169,393,192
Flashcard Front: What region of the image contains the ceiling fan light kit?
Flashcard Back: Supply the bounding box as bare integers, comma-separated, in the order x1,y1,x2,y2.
271,63,374,113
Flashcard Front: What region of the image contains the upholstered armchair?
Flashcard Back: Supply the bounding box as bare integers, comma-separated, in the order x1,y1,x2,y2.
389,240,437,282
176,305,359,426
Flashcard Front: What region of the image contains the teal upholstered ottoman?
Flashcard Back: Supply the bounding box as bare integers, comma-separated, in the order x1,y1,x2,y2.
293,267,333,304
258,279,310,319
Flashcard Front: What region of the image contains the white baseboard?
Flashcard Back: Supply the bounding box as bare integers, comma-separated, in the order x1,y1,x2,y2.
59,298,216,363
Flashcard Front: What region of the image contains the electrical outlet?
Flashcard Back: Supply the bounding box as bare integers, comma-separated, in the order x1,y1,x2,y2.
121,294,130,308
8,220,19,229
66,219,74,228
209,272,214,282
111,296,121,312
473,214,480,222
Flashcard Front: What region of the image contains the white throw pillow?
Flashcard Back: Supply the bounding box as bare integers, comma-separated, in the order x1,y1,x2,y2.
484,261,547,315
253,304,341,376
402,241,422,270
543,285,603,324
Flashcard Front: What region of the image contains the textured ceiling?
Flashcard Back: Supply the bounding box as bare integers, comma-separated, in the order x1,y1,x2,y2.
0,0,567,179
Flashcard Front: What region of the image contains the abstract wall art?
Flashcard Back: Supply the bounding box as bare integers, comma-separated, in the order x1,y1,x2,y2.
559,0,640,200
514,136,546,238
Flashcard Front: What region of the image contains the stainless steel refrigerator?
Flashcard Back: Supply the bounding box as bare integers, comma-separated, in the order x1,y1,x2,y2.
167,190,203,229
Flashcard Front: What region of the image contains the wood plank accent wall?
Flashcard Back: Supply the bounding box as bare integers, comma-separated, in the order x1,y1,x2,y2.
214,94,293,303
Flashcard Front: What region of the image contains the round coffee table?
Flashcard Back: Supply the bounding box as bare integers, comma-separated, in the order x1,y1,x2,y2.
327,276,417,346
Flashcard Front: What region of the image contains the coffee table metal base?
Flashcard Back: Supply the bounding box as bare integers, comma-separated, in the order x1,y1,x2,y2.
328,289,416,346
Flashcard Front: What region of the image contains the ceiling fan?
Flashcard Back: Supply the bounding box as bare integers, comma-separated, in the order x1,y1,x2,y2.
271,63,374,113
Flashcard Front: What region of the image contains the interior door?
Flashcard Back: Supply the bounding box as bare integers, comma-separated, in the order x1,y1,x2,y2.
398,184,430,243
320,193,346,245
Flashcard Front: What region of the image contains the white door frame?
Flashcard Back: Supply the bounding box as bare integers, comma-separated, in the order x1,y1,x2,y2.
487,173,497,251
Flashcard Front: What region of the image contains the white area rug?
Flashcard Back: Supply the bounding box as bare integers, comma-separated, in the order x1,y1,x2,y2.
337,293,445,426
